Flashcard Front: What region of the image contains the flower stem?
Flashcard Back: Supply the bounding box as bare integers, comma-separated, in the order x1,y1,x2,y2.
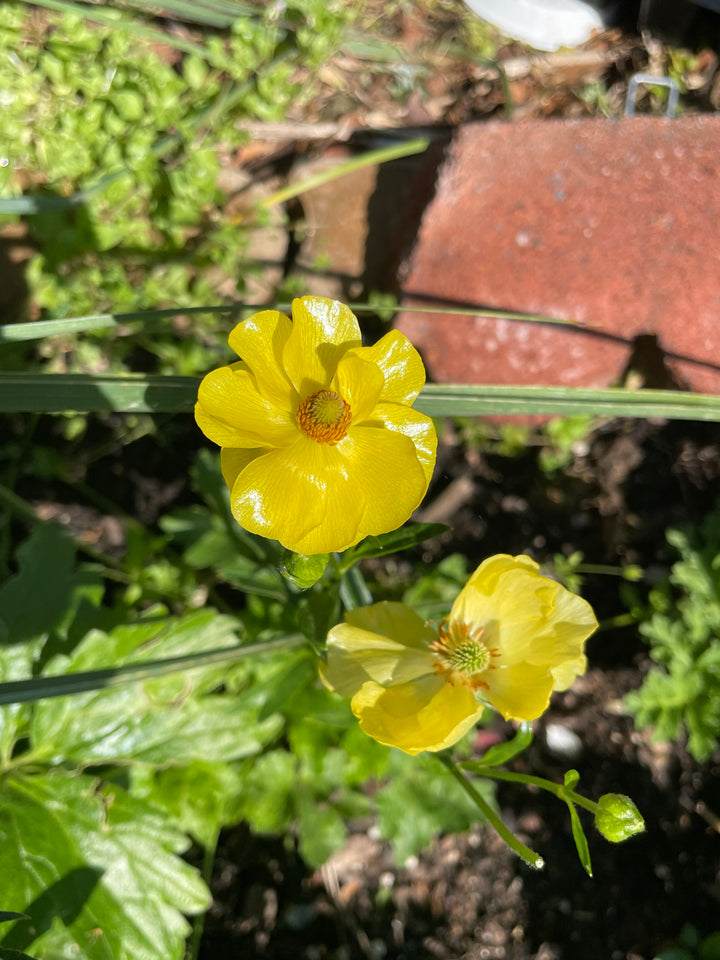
461,765,598,815
437,754,544,869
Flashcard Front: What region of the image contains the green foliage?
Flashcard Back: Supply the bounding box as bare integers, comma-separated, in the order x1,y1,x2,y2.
655,924,720,960
0,0,346,369
539,414,593,474
376,752,486,864
626,504,720,761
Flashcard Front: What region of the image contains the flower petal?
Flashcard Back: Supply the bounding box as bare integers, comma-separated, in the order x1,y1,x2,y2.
227,309,296,408
352,329,427,404
484,661,555,721
370,403,437,485
450,554,597,671
331,351,384,423
283,297,361,396
228,439,342,551
351,676,485,755
221,446,266,492
227,423,429,554
196,363,297,448
335,425,429,542
321,602,436,697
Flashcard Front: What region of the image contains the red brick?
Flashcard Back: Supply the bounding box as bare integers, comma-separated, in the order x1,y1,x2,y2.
396,116,720,396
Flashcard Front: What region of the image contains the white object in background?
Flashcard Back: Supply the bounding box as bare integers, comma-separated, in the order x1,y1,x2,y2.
464,0,613,51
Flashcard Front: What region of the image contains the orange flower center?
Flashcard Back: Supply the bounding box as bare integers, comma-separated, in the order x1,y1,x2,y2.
430,620,499,690
296,389,351,445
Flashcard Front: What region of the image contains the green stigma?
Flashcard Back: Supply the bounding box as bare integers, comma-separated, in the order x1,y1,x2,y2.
450,639,491,676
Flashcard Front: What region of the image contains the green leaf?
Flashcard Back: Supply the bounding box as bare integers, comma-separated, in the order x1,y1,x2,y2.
340,523,449,569
473,722,534,768
567,801,593,877
376,754,485,864
563,769,580,790
30,611,284,765
130,760,246,849
296,788,347,867
0,947,41,960
0,771,209,960
0,524,96,645
4,374,720,421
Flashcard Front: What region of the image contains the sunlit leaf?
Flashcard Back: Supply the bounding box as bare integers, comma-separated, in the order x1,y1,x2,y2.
0,771,209,960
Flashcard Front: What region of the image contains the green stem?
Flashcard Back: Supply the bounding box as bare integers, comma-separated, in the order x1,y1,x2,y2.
437,754,544,869
575,563,643,579
461,765,598,815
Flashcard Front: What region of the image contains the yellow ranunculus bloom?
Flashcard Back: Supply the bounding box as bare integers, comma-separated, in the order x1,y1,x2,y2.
194,296,437,555
321,554,598,755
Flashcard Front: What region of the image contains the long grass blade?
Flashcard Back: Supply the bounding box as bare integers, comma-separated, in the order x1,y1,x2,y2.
0,634,306,706
2,373,720,421
0,303,579,344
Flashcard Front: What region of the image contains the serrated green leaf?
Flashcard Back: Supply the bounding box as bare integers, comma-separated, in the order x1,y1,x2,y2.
473,723,533,768
0,771,209,960
29,610,284,765
296,788,347,867
376,754,486,864
567,801,593,877
130,760,246,849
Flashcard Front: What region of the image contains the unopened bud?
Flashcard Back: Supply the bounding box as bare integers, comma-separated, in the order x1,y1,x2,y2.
595,793,645,843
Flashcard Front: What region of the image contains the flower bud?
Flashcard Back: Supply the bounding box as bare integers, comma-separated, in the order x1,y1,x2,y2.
595,793,645,842
280,550,329,589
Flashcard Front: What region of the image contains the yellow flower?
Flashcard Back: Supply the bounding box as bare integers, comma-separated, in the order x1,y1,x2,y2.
195,297,437,555
321,554,598,755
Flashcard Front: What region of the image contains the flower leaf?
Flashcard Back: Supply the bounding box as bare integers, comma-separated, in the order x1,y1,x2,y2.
472,722,534,768
0,771,209,960
339,523,449,569
567,801,593,877
29,610,283,765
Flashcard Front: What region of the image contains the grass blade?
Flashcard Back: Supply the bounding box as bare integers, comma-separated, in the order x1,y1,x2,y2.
2,373,720,421
0,634,306,706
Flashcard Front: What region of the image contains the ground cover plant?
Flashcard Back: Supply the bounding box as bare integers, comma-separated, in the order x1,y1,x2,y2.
1,2,720,960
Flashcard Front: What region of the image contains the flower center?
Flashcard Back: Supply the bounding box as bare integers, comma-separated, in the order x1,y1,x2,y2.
430,620,498,690
296,389,351,445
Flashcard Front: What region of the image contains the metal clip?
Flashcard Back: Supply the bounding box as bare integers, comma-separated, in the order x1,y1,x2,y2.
624,73,679,118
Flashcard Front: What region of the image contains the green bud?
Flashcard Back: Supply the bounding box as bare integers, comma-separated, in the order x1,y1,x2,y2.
622,565,644,582
595,793,645,843
279,550,329,590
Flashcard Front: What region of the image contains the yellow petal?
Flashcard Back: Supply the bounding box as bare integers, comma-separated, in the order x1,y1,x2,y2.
283,297,361,397
351,329,427,404
484,661,555,721
228,439,347,552
331,351,384,423
196,364,297,448
351,676,485,755
334,425,429,541
227,309,296,409
220,446,266,492
450,555,597,675
370,402,438,485
321,603,436,697
228,420,430,554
